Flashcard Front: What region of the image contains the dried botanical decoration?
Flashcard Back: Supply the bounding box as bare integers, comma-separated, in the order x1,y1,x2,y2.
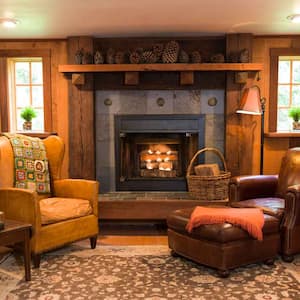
152,43,164,59
162,41,180,63
141,50,157,63
129,51,141,64
82,52,93,64
94,50,104,64
239,48,250,63
210,53,225,63
190,51,201,63
178,49,189,63
106,48,115,64
115,51,126,64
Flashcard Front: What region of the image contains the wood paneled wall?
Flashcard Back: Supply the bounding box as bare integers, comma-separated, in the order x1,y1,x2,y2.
1,35,300,179
0,40,69,178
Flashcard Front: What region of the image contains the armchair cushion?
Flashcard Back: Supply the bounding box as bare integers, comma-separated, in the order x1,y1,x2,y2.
40,197,92,225
230,198,285,219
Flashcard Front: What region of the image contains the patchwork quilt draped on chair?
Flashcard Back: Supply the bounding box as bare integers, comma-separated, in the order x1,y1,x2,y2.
2,133,51,193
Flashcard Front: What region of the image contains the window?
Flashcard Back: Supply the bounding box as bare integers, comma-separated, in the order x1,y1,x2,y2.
269,48,300,132
7,58,44,131
0,49,51,133
277,57,300,130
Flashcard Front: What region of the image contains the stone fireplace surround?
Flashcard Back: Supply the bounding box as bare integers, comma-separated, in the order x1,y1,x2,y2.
96,89,224,193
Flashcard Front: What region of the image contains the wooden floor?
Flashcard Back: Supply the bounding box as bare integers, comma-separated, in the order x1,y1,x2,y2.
0,221,169,260
97,221,169,246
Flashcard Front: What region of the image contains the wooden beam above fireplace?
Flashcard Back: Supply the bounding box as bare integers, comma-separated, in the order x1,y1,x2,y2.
59,63,263,73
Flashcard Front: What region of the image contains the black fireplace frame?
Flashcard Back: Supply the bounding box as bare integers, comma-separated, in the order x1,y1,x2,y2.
115,114,205,191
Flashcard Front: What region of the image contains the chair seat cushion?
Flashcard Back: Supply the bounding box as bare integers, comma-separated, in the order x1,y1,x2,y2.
230,197,285,219
40,197,92,225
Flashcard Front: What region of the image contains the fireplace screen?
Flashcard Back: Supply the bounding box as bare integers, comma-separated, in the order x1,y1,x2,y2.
115,114,205,191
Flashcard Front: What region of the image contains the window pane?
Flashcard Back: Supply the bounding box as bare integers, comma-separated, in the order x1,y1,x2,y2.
32,109,44,131
16,109,23,131
292,61,300,83
277,108,291,131
16,86,30,107
278,61,290,83
292,86,300,106
278,85,290,106
32,86,44,107
31,62,43,84
15,62,29,84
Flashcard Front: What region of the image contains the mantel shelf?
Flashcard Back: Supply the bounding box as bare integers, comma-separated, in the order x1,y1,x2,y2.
58,63,263,73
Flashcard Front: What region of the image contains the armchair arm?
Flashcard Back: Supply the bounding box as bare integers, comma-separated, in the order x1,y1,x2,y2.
229,175,278,203
53,179,99,216
283,185,300,228
0,188,41,228
281,184,300,255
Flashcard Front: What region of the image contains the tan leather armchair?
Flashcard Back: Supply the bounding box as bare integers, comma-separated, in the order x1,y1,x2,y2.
229,147,300,262
0,135,99,267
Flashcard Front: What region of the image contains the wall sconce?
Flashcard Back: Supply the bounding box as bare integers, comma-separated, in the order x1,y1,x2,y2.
236,85,266,174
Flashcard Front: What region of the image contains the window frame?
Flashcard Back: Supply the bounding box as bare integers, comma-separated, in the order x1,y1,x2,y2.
269,48,300,132
0,49,52,132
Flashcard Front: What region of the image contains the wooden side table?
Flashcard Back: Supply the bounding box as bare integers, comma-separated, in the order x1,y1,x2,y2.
0,219,32,281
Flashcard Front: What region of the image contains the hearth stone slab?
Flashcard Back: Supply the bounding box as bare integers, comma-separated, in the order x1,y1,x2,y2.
98,192,228,220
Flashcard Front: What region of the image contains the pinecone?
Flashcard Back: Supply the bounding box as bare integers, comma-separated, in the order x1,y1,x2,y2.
115,51,126,64
162,41,180,63
106,48,115,64
94,50,104,64
239,48,249,63
152,43,164,59
178,49,189,63
129,51,141,64
190,51,202,63
82,52,93,64
141,50,157,63
210,53,225,63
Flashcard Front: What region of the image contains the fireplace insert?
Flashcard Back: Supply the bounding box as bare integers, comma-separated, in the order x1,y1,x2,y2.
115,114,205,191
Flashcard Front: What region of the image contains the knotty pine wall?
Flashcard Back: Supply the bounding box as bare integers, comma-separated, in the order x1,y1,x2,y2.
0,40,69,177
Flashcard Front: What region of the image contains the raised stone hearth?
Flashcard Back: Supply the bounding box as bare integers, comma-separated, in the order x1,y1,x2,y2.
98,192,228,220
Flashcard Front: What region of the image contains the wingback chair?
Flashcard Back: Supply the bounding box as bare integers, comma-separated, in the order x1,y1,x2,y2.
229,147,300,262
0,134,99,267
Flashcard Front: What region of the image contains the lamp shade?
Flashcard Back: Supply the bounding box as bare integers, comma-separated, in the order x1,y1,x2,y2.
236,86,262,115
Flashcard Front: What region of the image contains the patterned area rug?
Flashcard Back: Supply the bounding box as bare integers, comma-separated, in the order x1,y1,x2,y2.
0,244,300,300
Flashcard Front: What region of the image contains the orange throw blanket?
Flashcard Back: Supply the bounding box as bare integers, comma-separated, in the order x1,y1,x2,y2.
186,206,265,240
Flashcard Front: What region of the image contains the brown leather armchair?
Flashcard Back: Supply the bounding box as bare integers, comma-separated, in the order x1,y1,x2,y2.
0,135,99,267
229,147,300,262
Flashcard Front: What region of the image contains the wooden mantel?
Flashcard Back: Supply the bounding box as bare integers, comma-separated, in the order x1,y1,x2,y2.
59,63,263,72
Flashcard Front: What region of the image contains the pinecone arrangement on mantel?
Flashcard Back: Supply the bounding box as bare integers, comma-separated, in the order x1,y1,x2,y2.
74,41,249,65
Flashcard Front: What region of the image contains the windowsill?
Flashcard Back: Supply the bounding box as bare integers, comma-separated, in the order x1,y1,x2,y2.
14,131,57,138
265,131,300,138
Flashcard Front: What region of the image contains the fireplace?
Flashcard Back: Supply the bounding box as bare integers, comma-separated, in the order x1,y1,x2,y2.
115,114,205,191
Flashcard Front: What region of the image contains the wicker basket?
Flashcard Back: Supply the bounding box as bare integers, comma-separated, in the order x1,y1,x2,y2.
186,147,231,200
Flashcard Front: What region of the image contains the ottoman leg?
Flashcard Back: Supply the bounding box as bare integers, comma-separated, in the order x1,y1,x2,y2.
282,254,294,263
264,258,275,265
170,250,180,257
217,269,230,278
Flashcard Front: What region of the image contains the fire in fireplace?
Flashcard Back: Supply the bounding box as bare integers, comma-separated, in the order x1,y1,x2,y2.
140,144,178,178
115,114,205,191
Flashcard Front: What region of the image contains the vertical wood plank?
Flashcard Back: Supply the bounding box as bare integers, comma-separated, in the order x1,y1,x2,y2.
225,33,259,176
68,36,95,179
0,57,8,132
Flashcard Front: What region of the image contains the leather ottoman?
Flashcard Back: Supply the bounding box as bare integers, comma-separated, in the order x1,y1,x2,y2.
167,207,281,277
